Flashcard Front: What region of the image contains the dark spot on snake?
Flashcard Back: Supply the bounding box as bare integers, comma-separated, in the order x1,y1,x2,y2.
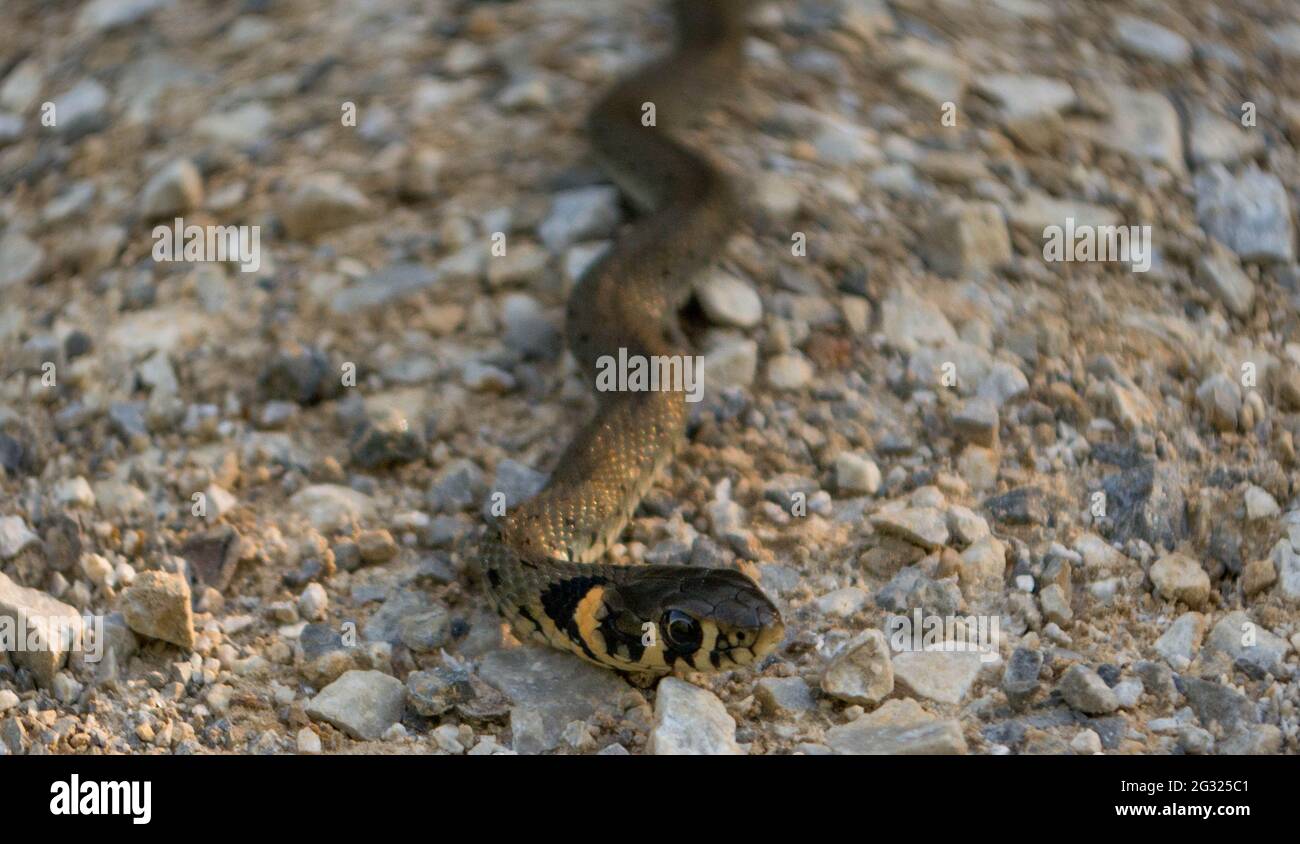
540,575,608,661
487,569,501,588
517,604,541,631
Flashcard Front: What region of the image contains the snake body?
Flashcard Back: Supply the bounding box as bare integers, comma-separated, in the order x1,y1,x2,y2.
479,0,783,675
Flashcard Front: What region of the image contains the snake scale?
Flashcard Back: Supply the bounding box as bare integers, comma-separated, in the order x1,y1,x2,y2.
478,0,784,675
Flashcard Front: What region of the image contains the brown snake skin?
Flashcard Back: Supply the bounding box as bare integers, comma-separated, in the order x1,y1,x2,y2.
477,0,784,675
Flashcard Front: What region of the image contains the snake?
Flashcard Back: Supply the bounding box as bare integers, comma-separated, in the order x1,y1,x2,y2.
477,0,784,676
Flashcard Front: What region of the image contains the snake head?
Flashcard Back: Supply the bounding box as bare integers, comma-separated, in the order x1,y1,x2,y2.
605,567,784,673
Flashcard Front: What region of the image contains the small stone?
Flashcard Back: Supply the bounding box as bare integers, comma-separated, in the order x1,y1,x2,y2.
1154,611,1206,668
1071,728,1102,754
500,293,560,359
259,346,340,405
879,282,958,354
1243,485,1279,521
299,583,328,621
140,159,204,219
983,486,1047,526
281,173,372,239
946,505,990,545
431,723,465,753
296,727,322,754
951,398,998,446
1100,462,1187,550
755,676,817,715
1218,724,1284,755
826,700,967,754
289,485,377,533
398,608,452,653
463,360,515,392
1271,535,1300,600
119,570,195,649
1089,85,1185,175
897,64,965,109
0,572,84,687
1148,552,1210,609
1113,678,1144,709
1182,677,1255,731
812,115,881,166
834,452,881,495
1135,660,1177,700
1194,163,1295,263
349,407,426,469
51,78,110,139
0,515,39,560
891,649,983,705
487,242,548,288
0,231,45,289
975,73,1075,118
1187,106,1264,166
766,353,814,390
869,507,949,550
923,202,1011,278
1002,646,1042,708
1114,14,1191,65
538,186,621,252
815,587,870,618
647,678,741,755
76,0,170,32
1241,558,1276,597
1039,583,1072,626
821,629,894,705
306,670,407,741
1058,664,1119,715
1196,240,1255,318
976,362,1029,407
478,647,629,754
702,335,758,389
958,535,1006,589
696,271,762,328
1201,611,1288,677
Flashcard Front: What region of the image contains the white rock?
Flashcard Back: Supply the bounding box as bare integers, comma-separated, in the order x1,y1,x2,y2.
834,452,881,495
822,629,894,705
0,516,39,559
289,484,377,532
1114,14,1191,65
647,678,742,755
299,582,329,621
296,727,322,754
891,649,984,704
766,353,813,390
696,271,762,328
306,670,407,741
141,159,204,219
1244,485,1280,521
975,73,1075,118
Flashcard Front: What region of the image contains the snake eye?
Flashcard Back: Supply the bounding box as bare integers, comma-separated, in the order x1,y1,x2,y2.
660,608,702,647
661,610,702,650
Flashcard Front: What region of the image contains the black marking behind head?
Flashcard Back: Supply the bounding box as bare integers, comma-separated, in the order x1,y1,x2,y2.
540,574,608,662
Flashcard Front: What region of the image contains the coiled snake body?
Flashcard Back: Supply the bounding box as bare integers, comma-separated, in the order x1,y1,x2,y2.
479,0,784,675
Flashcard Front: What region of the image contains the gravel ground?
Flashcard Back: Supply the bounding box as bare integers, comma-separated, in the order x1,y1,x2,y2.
1,0,1299,755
